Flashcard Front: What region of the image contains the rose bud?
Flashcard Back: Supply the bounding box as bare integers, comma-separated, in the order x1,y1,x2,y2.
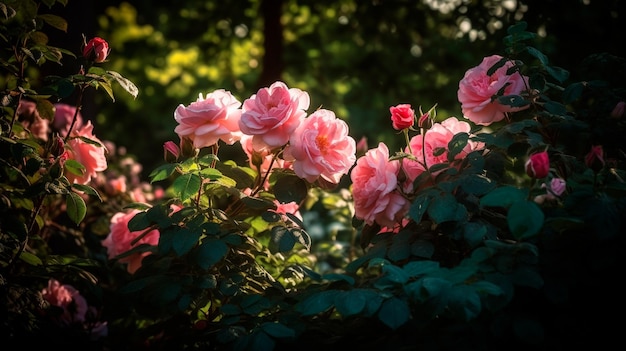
163,141,180,162
584,145,605,172
83,37,110,63
525,151,549,178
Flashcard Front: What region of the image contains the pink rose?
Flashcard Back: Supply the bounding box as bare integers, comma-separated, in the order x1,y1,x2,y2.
17,100,50,141
239,81,310,151
41,278,89,324
457,54,530,125
284,109,356,184
390,103,415,130
64,121,107,185
402,117,480,192
351,142,409,228
53,103,83,134
174,89,243,149
525,151,550,179
272,200,303,221
102,209,160,274
83,37,110,63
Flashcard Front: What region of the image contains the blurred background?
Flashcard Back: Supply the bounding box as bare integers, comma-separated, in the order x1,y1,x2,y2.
40,0,626,178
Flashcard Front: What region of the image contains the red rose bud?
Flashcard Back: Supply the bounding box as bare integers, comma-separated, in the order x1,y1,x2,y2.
525,151,549,178
390,104,415,130
83,37,110,63
584,145,605,172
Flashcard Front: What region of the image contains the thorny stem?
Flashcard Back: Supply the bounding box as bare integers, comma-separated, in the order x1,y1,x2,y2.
64,85,86,142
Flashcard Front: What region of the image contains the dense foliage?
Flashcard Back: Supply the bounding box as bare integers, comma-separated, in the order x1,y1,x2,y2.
2,1,625,350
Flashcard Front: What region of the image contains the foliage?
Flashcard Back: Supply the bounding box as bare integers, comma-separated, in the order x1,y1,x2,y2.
2,1,625,351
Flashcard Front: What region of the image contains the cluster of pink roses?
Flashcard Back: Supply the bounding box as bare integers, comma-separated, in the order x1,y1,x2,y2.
172,81,357,186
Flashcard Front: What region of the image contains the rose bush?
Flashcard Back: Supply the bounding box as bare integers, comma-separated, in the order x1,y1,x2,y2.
2,2,625,350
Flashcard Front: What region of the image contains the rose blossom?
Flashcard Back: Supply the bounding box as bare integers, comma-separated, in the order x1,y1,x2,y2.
390,103,415,130
284,109,356,184
41,278,89,324
457,54,530,125
83,37,110,63
174,89,243,149
402,117,481,192
64,120,107,185
525,151,550,179
351,142,409,228
239,81,310,152
102,209,161,274
53,103,83,135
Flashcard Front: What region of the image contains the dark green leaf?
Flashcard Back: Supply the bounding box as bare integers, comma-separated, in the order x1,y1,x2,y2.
507,200,544,240
448,132,469,161
378,297,410,330
297,290,338,316
273,174,308,204
428,193,458,224
261,322,295,339
194,238,229,270
65,192,86,225
334,290,367,317
149,163,177,183
480,186,527,208
172,227,202,256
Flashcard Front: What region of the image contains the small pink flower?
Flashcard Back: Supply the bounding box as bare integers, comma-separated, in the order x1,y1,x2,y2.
525,151,550,179
102,209,160,274
457,55,530,125
284,109,356,184
545,177,566,200
41,279,89,324
64,121,108,185
390,103,415,130
174,90,243,149
83,37,110,63
351,142,409,228
239,81,310,151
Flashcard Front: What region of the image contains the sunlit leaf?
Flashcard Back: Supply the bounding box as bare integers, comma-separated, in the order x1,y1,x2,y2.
65,191,86,225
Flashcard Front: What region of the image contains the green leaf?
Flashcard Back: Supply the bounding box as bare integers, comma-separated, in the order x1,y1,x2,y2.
37,13,68,32
403,260,439,278
447,132,469,161
172,227,202,256
427,193,458,224
173,173,202,201
545,65,569,83
19,251,43,266
261,322,295,339
409,193,431,222
270,226,295,253
194,238,229,270
107,70,139,99
507,200,544,240
497,94,530,108
297,290,338,316
273,174,308,204
480,186,527,208
334,290,367,317
65,192,86,225
446,285,482,321
378,297,410,330
149,163,177,183
460,174,496,195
